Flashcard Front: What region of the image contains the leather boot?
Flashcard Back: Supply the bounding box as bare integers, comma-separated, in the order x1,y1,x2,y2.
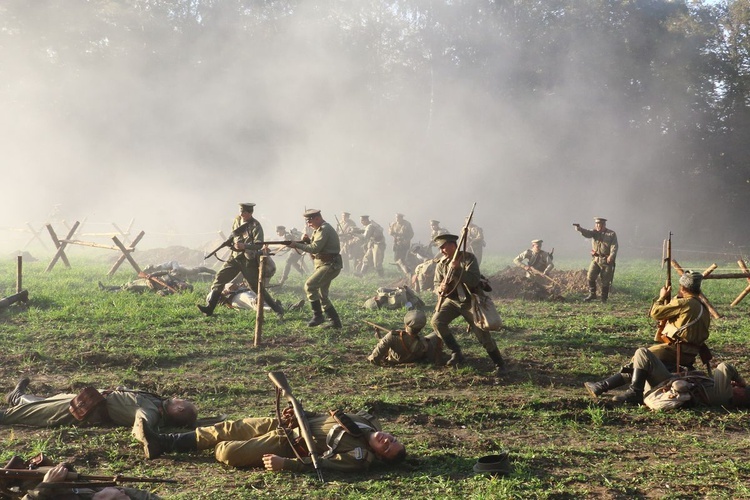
5,377,30,406
488,349,506,375
601,286,610,303
324,305,342,329
133,416,197,459
442,334,464,367
583,282,597,302
584,373,628,399
307,300,325,327
612,368,647,405
198,289,221,316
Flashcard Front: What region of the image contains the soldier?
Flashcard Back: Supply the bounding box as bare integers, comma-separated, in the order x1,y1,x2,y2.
273,225,307,286
289,209,343,328
430,234,506,375
574,217,618,302
358,215,386,277
2,378,197,429
133,409,405,473
338,211,359,273
198,203,284,318
367,310,445,366
389,213,415,276
466,219,486,265
427,220,449,255
513,239,554,278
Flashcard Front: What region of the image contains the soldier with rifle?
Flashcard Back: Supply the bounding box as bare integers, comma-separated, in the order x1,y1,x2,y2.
430,208,507,375
366,310,445,366
337,212,360,272
272,225,308,286
389,213,415,276
573,217,618,302
132,372,405,476
199,203,284,318
513,239,554,278
358,215,386,277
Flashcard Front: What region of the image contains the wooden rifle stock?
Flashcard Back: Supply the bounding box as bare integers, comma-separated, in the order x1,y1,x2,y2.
435,202,476,312
654,232,672,343
364,320,390,339
267,372,325,483
138,271,178,293
204,221,253,260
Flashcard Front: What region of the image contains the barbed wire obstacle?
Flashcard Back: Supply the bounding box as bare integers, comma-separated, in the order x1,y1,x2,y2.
44,221,145,277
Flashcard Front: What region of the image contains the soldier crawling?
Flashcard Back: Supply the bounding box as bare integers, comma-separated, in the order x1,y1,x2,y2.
367,310,445,366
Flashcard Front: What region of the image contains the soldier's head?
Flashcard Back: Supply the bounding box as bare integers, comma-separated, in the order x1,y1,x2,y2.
429,220,440,229
594,217,607,231
239,203,255,221
341,211,351,221
678,270,703,295
434,233,459,258
368,431,406,464
164,398,198,427
360,215,371,226
403,310,426,335
531,239,543,252
304,209,323,229
395,213,404,222
276,225,286,236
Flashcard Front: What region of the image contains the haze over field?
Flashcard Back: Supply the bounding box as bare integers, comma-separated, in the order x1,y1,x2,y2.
2,1,748,260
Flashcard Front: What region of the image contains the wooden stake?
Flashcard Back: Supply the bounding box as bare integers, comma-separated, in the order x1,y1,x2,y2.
254,256,267,346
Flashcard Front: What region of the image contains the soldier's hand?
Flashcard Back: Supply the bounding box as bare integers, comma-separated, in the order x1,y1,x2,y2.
263,454,285,472
236,242,246,251
659,285,671,301
302,234,311,244
42,464,69,483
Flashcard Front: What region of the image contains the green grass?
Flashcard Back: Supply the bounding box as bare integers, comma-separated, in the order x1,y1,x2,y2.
2,256,750,498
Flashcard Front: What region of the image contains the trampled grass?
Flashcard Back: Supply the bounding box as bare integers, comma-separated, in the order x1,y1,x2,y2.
2,255,750,498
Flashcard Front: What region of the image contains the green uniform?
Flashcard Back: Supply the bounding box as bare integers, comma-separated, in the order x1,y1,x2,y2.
210,216,281,311
648,293,710,368
277,229,307,282
368,330,443,365
339,217,359,272
430,251,499,355
466,224,486,265
360,221,386,277
1,389,168,428
389,218,414,273
195,411,382,471
295,221,342,309
513,248,554,275
577,225,618,290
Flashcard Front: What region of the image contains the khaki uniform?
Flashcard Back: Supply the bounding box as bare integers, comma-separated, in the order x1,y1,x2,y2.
368,331,443,365
513,249,554,276
430,251,499,355
23,485,161,499
1,389,167,429
648,293,710,368
339,217,359,272
195,411,382,471
277,229,307,282
295,221,342,310
389,218,414,273
360,221,386,277
428,225,449,255
577,225,618,289
210,216,280,309
466,224,486,265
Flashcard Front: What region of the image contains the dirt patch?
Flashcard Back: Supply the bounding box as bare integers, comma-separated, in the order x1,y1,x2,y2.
487,266,588,300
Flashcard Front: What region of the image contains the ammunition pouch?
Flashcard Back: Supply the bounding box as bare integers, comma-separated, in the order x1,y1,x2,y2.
329,409,363,438
69,387,109,422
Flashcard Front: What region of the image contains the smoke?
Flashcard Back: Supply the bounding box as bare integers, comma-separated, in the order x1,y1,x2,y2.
0,1,737,261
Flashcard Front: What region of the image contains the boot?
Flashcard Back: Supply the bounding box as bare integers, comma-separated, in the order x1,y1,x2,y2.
268,297,285,319
324,305,342,329
198,289,221,316
601,286,610,303
5,377,30,406
442,335,464,367
584,373,628,399
612,368,647,405
133,416,197,459
583,282,597,302
488,349,506,375
307,300,325,327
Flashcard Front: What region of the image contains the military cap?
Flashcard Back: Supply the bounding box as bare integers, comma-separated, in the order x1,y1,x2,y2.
429,220,440,225
531,239,543,245
594,217,607,223
303,209,321,219
403,310,426,333
342,211,351,217
679,270,703,292
433,233,459,247
239,202,256,212
276,225,286,232
473,451,511,477
360,215,370,220
396,213,404,217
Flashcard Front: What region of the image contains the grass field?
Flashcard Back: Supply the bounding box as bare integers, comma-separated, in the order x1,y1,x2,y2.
2,254,750,499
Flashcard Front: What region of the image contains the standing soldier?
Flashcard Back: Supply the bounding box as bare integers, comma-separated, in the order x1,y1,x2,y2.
199,203,285,318
338,211,358,273
574,217,618,302
513,239,554,278
359,215,386,277
466,219,486,265
431,234,506,375
427,220,449,256
389,213,415,276
290,209,343,328
273,225,307,286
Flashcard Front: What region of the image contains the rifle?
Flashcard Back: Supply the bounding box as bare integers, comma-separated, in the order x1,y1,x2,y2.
267,372,324,483
262,240,305,246
137,271,178,294
435,202,476,312
364,320,390,339
0,468,177,485
654,232,673,344
204,221,251,260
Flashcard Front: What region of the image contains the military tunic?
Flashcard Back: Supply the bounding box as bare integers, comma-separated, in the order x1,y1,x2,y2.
389,219,414,268
648,293,710,368
368,330,443,365
577,226,618,287
466,224,486,265
430,251,499,354
360,221,386,276
196,411,382,471
278,229,306,281
513,249,554,275
295,221,342,308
